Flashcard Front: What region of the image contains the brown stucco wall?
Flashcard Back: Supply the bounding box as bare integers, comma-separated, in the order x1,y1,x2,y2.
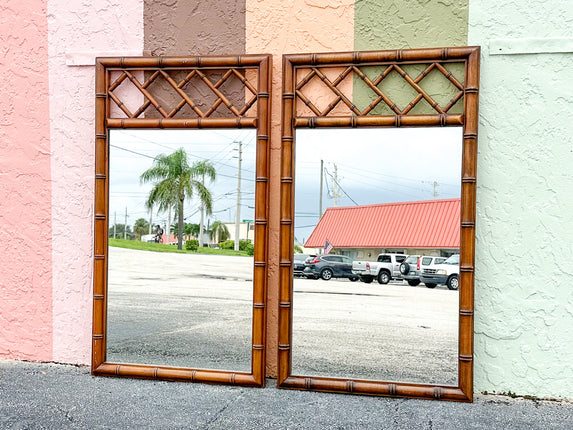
144,0,246,56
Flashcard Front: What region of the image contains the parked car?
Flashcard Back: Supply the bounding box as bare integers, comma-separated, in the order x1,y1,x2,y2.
303,255,359,281
399,255,446,286
293,253,312,277
420,254,460,290
352,253,407,284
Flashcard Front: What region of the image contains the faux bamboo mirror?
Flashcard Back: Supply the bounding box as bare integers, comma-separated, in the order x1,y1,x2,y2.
93,55,270,386
279,47,479,401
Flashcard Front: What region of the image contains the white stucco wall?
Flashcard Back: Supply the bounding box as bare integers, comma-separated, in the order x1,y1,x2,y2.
469,0,573,398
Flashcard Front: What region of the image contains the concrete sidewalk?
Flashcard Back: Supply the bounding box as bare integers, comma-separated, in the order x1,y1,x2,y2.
0,361,571,429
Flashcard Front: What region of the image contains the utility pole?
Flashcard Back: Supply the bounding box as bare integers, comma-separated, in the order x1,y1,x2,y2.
333,164,340,207
433,181,439,199
319,159,324,217
199,173,206,248
167,206,171,245
114,211,116,239
124,207,128,240
148,206,153,235
234,140,242,251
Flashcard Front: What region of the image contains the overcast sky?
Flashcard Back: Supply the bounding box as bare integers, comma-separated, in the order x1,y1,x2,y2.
108,127,462,241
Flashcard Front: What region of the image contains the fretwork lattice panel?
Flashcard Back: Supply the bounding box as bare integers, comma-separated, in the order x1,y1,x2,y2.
294,62,466,119
108,67,259,120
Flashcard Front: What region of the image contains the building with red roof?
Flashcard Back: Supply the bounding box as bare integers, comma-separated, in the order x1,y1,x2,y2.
304,199,460,259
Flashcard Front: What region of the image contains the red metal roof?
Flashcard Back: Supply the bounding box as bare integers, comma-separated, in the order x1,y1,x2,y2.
305,199,460,249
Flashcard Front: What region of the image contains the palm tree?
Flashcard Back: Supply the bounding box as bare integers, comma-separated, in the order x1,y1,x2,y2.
210,220,230,243
141,148,214,250
133,218,149,240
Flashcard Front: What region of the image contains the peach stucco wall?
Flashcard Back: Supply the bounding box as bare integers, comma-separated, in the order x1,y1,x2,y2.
246,0,354,375
0,0,53,360
47,0,143,363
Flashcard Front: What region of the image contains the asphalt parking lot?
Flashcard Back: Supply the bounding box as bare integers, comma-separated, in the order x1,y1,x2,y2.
108,247,458,385
1,360,572,429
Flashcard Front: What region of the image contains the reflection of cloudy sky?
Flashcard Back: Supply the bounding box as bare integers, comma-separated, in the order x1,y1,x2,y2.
109,129,256,230
109,127,462,242
294,128,463,243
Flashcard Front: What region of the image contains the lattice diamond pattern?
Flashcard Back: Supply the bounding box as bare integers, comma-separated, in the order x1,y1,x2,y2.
295,62,465,117
108,67,259,119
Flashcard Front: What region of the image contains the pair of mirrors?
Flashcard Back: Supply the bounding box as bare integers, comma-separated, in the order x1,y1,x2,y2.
93,48,479,401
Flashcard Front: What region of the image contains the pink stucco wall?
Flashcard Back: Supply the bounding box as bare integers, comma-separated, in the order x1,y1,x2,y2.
0,0,53,361
48,0,143,363
245,0,354,375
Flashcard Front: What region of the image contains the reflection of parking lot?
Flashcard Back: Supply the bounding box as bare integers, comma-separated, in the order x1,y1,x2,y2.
292,277,459,385
107,248,458,386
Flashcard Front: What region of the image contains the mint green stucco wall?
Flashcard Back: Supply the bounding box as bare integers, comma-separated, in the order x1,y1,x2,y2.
469,0,573,399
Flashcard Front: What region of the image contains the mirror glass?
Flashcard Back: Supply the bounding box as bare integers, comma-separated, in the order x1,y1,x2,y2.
107,128,256,371
292,127,462,386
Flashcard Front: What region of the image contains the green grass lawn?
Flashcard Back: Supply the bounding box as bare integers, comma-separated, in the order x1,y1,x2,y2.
108,238,252,257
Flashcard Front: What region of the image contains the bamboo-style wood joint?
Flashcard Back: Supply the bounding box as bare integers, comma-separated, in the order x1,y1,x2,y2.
459,355,473,362
460,265,474,272
434,387,443,399
461,221,475,227
460,309,474,316
94,255,105,260
278,344,291,350
279,302,291,308
461,177,476,183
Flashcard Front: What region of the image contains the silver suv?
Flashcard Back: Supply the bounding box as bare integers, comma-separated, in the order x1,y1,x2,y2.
399,255,446,286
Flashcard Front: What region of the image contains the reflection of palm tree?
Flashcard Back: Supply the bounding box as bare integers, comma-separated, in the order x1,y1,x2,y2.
210,220,230,243
193,161,216,247
141,148,213,250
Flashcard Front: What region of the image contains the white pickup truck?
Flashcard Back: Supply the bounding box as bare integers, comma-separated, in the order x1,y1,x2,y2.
352,253,407,284
420,254,460,290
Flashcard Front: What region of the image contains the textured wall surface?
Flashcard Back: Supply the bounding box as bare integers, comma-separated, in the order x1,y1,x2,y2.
354,0,468,51
0,0,53,361
144,0,245,56
469,0,573,398
246,0,355,376
48,0,143,363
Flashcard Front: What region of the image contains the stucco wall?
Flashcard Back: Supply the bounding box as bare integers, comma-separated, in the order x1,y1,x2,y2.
0,0,53,361
48,0,143,363
469,0,573,398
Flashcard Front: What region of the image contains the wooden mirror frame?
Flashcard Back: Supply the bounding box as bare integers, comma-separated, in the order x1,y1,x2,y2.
92,55,271,387
278,47,480,401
